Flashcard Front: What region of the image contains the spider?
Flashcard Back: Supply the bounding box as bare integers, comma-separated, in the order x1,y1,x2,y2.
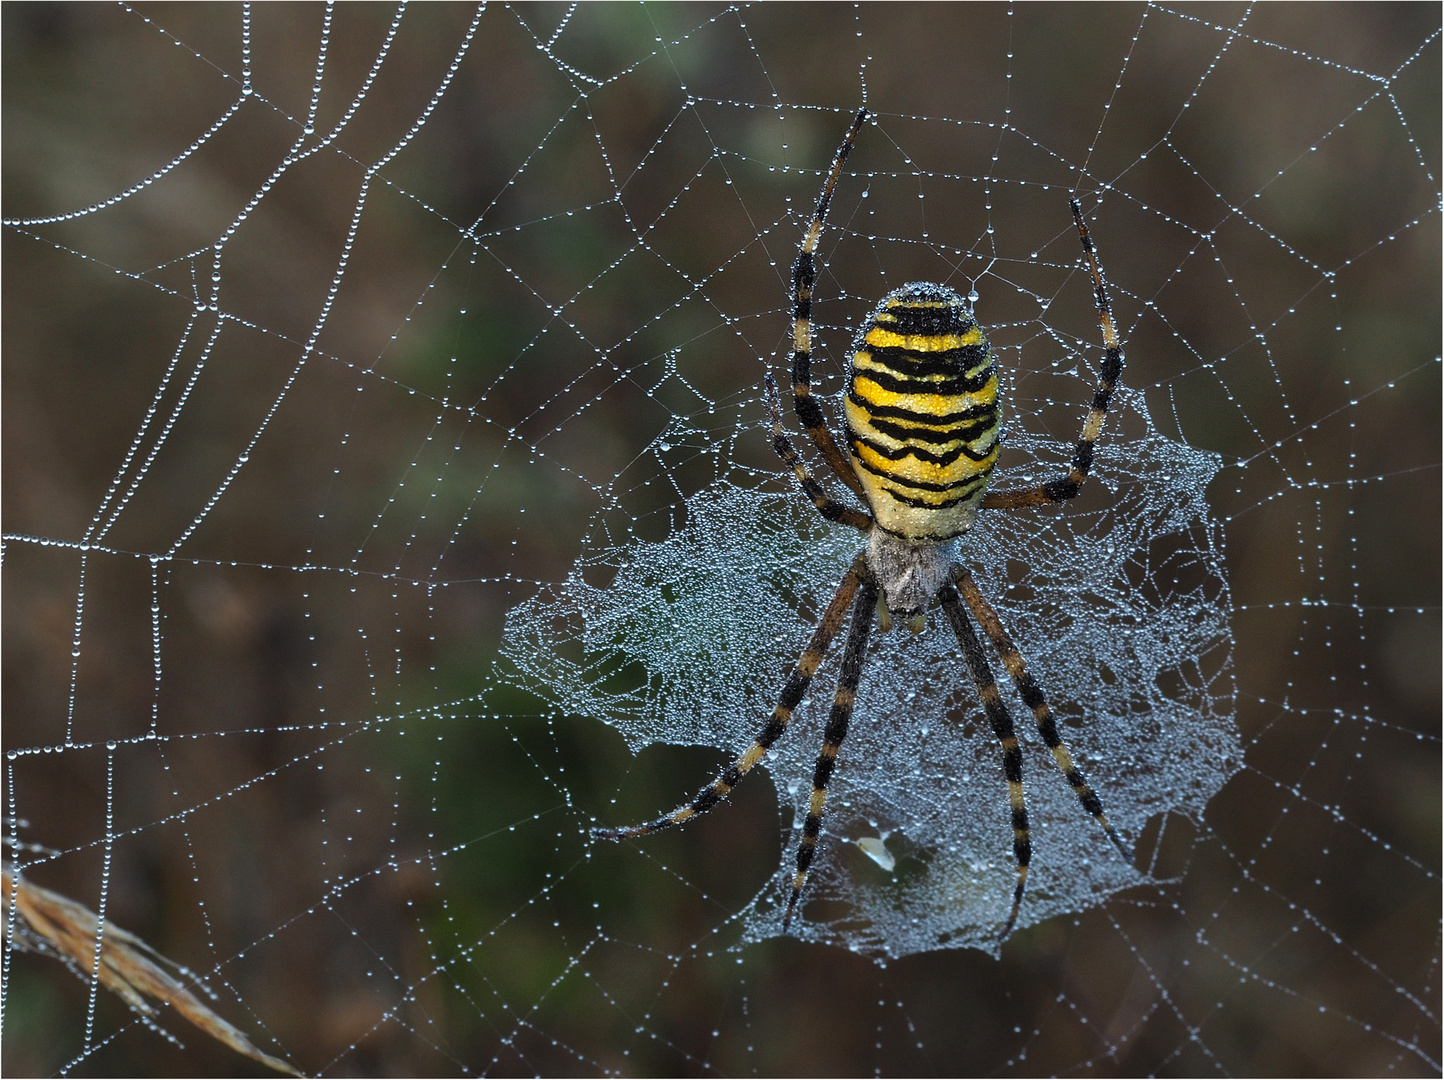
594,108,1133,938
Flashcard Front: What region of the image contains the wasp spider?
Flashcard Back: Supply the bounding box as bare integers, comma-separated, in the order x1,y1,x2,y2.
594,109,1133,937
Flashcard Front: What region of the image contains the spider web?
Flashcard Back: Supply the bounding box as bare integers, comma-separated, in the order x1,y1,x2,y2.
502,386,1238,957
3,3,1439,1075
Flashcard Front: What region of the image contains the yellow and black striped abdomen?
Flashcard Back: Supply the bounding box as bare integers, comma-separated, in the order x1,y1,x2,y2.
844,283,1000,541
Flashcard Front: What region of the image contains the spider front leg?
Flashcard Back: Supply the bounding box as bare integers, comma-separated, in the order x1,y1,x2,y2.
765,373,871,531
981,198,1124,510
784,575,879,930
938,582,1031,940
953,566,1134,865
592,553,867,842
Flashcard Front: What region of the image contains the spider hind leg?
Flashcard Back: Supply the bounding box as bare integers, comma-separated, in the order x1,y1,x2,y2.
979,198,1124,512
789,108,871,502
765,372,871,532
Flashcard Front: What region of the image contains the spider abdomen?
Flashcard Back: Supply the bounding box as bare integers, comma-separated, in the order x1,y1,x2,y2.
844,283,1001,540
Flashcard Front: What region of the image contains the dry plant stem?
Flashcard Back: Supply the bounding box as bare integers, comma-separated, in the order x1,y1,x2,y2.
3,863,302,1077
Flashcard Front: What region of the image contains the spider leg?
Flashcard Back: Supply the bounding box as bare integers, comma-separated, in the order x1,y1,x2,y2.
981,198,1124,510
593,553,868,841
790,108,871,503
765,373,872,531
783,575,879,930
938,582,1030,940
952,566,1134,865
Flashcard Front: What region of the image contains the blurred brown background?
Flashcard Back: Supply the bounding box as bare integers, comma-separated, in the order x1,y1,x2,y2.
3,3,1439,1075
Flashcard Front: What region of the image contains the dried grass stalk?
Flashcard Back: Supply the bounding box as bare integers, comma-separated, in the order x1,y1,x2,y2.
3,863,301,1076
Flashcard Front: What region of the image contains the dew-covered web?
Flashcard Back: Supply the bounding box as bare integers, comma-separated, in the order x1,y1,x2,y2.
503,385,1239,958
3,3,1439,1076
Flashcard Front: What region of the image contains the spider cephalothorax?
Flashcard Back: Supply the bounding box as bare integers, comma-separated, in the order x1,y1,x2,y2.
595,109,1133,937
